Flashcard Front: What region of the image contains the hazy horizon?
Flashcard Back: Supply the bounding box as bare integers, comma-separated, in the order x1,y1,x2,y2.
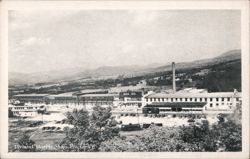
9,48,241,75
9,10,241,74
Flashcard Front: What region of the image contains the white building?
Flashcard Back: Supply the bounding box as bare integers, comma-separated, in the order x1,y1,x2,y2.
9,104,46,117
143,91,241,114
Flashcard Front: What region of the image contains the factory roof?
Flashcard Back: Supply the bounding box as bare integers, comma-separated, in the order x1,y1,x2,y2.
145,102,207,108
74,89,109,95
145,92,242,98
109,86,153,93
120,90,143,93
80,94,117,97
48,92,77,98
13,94,49,97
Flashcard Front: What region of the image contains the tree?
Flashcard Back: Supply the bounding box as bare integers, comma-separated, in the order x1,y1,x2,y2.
8,108,14,117
100,126,195,152
17,133,36,152
228,101,242,125
181,120,217,151
37,108,46,123
99,136,146,152
211,119,242,151
212,101,242,151
60,106,119,152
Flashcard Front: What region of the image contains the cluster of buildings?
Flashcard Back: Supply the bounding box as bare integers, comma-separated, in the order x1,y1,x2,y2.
11,89,143,108
9,62,242,117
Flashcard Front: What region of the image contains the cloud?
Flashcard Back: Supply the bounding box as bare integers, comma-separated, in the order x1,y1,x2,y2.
20,37,51,46
9,10,79,31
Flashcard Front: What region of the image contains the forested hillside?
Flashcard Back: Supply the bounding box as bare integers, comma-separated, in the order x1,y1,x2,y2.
196,59,241,92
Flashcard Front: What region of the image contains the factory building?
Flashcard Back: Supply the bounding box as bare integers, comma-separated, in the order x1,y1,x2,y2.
74,89,109,96
13,94,49,105
143,91,241,114
78,94,117,108
119,90,143,107
46,92,78,107
9,104,46,117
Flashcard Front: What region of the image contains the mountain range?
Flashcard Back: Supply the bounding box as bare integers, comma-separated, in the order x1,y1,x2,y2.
9,49,241,86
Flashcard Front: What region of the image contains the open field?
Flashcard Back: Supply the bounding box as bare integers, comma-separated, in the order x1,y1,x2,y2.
24,113,66,122
8,119,65,152
9,119,40,152
115,115,218,126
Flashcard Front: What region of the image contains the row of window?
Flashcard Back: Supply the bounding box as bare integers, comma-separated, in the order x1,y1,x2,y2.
160,109,202,112
12,107,38,110
146,97,240,102
81,97,114,100
84,101,113,103
121,92,138,95
20,101,44,104
83,102,113,105
209,103,233,107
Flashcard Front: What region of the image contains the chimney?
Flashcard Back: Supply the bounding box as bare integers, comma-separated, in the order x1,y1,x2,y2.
172,62,176,93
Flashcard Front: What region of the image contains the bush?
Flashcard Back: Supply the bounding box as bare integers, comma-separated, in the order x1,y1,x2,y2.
17,133,36,152
62,119,66,124
100,126,189,152
187,119,195,123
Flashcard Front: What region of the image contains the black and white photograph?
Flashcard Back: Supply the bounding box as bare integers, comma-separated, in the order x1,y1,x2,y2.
0,1,249,159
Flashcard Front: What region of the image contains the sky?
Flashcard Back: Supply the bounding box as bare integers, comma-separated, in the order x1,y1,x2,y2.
9,10,241,73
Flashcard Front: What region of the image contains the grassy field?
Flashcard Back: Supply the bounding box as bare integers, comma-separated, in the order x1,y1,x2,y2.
9,119,39,152
9,119,65,152
30,131,66,152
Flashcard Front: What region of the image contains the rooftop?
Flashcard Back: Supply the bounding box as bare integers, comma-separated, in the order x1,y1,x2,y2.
49,92,76,97
80,94,117,97
13,94,49,97
145,92,242,98
75,89,109,95
145,102,207,108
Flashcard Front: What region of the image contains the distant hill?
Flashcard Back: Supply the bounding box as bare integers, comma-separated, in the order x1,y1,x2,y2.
9,49,241,86
152,49,241,72
196,58,241,92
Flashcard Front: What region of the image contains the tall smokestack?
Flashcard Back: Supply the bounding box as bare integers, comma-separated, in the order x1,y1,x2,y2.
172,62,176,93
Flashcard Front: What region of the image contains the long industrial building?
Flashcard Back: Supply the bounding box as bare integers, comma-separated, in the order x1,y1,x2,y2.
142,91,241,114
